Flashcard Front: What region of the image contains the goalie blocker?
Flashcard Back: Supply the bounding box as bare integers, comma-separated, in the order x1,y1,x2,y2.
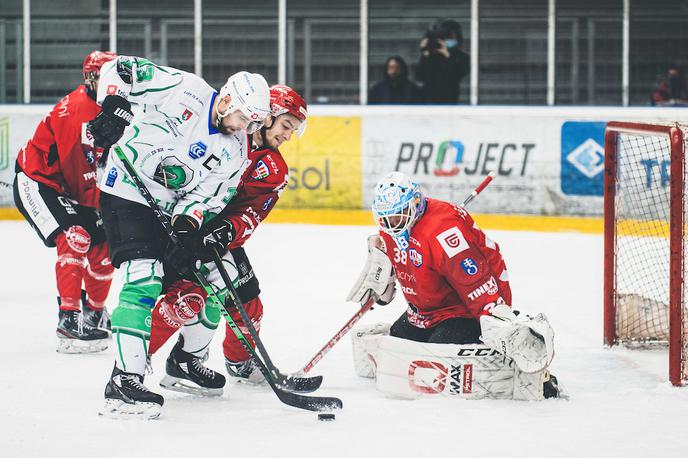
352,323,557,401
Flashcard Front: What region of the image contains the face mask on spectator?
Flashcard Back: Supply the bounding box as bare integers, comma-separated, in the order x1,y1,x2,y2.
445,39,458,49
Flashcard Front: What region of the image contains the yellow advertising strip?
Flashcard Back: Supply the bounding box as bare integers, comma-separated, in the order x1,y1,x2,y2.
0,208,22,220
3,205,670,235
266,208,605,234
278,116,362,209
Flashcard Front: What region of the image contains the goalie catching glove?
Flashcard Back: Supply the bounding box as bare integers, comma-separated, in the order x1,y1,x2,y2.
480,303,555,374
346,235,396,305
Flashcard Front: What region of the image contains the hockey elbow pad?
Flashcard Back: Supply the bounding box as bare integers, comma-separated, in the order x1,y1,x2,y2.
88,95,133,148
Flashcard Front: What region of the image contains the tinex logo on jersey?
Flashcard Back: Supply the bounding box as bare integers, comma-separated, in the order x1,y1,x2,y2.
467,276,498,301
436,226,468,258
188,141,207,159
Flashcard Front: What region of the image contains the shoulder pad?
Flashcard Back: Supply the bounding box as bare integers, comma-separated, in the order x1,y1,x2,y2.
116,58,134,84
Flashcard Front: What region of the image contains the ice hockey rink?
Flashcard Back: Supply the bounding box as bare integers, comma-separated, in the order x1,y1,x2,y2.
0,220,685,458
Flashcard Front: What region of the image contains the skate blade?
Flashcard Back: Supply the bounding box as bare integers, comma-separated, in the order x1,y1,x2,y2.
56,337,109,354
159,375,224,397
99,398,161,420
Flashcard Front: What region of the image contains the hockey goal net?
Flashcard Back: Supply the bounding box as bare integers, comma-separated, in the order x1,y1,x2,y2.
604,121,687,386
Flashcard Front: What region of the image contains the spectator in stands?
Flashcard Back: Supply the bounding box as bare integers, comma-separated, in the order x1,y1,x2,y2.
416,19,470,104
650,64,688,106
368,56,422,104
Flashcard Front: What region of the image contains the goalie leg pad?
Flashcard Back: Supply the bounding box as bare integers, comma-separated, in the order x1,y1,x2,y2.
367,336,545,400
352,322,391,378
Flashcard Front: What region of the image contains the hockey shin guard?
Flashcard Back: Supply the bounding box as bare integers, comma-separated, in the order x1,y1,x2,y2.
54,231,87,311
149,279,205,355
180,294,221,357
223,297,264,362
111,259,163,374
83,242,114,310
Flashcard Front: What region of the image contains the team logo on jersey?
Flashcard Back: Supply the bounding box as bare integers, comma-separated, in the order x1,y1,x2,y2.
252,160,270,180
153,157,195,190
188,141,207,160
105,167,118,187
409,248,423,267
436,226,469,258
461,257,478,275
182,109,193,121
467,276,498,301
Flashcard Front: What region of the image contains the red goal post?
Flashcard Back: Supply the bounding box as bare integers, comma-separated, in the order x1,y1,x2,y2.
603,121,686,386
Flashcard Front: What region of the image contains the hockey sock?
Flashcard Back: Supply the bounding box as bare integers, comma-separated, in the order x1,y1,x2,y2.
111,259,163,374
222,297,264,361
83,242,114,310
149,279,205,355
180,297,221,357
54,231,87,311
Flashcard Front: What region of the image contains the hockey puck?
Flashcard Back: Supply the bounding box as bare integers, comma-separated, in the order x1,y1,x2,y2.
317,413,336,421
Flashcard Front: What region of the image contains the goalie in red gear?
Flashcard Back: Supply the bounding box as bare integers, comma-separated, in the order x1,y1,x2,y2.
347,172,559,398
148,85,306,383
13,50,118,353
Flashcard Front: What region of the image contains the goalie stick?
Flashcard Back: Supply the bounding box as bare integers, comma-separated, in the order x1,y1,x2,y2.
111,146,342,412
295,171,497,375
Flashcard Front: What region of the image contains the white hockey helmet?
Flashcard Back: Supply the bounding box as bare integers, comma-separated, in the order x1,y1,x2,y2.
217,71,271,134
372,172,426,236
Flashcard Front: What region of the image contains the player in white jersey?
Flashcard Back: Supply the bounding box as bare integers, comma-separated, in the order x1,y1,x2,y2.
88,56,271,419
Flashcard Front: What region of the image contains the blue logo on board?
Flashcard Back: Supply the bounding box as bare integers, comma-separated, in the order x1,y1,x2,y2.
561,121,606,196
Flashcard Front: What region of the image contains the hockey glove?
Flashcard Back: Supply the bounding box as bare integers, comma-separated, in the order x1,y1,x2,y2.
346,235,396,306
87,95,133,149
196,218,235,263
480,303,555,374
165,215,201,275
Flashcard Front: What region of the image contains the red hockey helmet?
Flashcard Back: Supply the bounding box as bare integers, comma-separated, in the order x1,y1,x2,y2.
269,85,308,136
83,50,117,82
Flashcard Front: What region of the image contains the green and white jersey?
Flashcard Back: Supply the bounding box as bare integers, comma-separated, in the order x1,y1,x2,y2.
97,56,249,226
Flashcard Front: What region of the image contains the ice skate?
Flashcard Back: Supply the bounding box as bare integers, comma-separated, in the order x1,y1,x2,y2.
81,290,112,331
543,373,562,399
101,365,164,420
159,336,226,396
225,357,265,385
56,309,109,354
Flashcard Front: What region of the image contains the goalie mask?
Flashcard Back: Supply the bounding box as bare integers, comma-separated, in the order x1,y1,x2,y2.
217,71,271,134
372,172,426,245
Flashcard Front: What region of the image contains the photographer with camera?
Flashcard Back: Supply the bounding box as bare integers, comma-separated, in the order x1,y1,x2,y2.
417,19,470,104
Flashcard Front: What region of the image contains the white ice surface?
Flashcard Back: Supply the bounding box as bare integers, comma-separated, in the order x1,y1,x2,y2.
0,221,686,458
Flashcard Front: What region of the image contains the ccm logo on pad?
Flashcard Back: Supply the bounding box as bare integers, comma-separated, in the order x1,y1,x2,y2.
436,226,469,258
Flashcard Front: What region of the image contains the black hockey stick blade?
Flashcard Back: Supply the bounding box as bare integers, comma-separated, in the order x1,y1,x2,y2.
276,373,324,393
277,389,343,412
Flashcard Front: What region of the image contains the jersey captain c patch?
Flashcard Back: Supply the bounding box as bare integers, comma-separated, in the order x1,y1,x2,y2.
436,226,469,258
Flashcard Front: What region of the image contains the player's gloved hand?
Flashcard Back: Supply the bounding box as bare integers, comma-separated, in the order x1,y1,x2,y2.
346,235,396,306
196,218,235,263
165,215,201,275
87,95,133,148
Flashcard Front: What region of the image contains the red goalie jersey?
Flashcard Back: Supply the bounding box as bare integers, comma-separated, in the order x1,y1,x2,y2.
378,198,512,328
221,145,288,248
16,85,103,208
